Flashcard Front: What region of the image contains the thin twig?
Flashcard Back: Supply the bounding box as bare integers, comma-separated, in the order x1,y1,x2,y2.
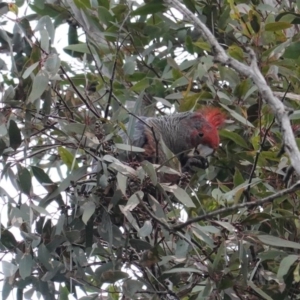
86,41,107,85
136,193,171,231
52,87,74,119
245,83,291,200
104,12,132,119
59,66,100,118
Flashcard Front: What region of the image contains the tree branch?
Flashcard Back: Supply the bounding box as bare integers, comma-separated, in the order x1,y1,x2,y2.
164,0,300,176
274,91,300,102
172,180,300,231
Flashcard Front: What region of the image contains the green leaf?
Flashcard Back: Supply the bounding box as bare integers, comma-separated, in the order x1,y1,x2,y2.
265,22,292,31
290,110,300,120
8,120,21,150
119,206,140,232
138,220,152,238
124,191,144,211
65,230,80,243
131,2,166,16
183,0,196,13
32,166,53,184
19,254,33,279
258,250,286,261
277,255,298,279
95,262,114,278
250,12,260,33
234,79,251,97
35,15,55,42
64,43,91,54
219,66,240,87
129,239,152,251
98,0,109,9
28,72,49,103
1,230,18,250
63,123,87,135
0,125,7,140
193,41,211,51
55,214,65,235
123,60,135,75
185,35,194,54
192,225,214,248
276,12,300,23
98,6,114,25
130,78,149,92
233,167,244,187
117,172,127,195
214,221,236,233
148,194,166,219
153,97,172,108
115,143,145,152
18,167,32,196
109,160,137,177
3,86,15,102
15,0,25,7
58,146,79,170
30,203,50,216
172,186,195,208
0,3,8,16
38,244,53,270
2,278,13,300
171,76,189,89
180,93,201,111
284,42,300,59
258,235,300,249
82,201,96,225
45,54,60,75
220,104,254,127
227,45,244,62
219,130,249,148
41,166,87,206
0,57,7,71
22,61,39,79
241,213,271,226
40,29,49,52
141,161,157,185
58,286,69,300
295,263,300,283
1,261,18,277
247,281,272,300
74,0,91,9
123,279,144,298
164,267,205,275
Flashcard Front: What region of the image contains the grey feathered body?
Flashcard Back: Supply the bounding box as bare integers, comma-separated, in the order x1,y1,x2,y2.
145,112,193,155
122,112,192,147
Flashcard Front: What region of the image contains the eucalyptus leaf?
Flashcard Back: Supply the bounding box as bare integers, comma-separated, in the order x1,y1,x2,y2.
28,72,49,103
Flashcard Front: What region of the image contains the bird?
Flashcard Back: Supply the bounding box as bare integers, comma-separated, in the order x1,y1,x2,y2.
80,107,225,195
119,107,225,173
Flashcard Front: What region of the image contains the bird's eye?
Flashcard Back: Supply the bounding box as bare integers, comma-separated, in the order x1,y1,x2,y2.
198,132,204,137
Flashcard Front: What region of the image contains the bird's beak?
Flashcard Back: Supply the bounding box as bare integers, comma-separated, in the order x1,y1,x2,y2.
196,144,214,157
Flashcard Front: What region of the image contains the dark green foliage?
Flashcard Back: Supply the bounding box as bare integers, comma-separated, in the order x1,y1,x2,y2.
1,0,300,299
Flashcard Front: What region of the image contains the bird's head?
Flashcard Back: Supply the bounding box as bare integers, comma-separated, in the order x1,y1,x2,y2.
186,107,225,157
